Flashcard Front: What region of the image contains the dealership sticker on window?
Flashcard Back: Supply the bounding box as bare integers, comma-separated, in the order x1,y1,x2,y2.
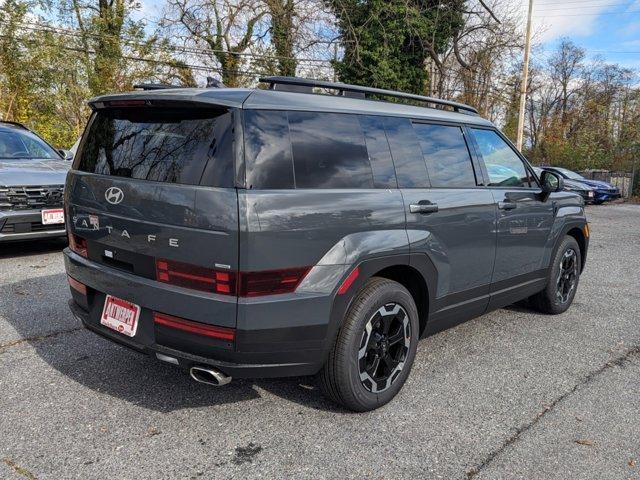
41,208,65,225
100,295,141,337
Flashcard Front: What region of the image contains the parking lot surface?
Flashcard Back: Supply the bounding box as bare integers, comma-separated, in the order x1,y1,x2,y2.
1,203,639,479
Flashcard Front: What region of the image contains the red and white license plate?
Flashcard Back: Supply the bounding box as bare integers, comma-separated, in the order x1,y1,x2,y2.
100,295,141,337
41,208,65,225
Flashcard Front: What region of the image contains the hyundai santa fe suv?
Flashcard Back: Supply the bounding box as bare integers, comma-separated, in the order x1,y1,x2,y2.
64,77,588,411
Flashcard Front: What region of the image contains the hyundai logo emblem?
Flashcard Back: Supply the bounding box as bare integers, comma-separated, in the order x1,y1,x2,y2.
105,187,124,205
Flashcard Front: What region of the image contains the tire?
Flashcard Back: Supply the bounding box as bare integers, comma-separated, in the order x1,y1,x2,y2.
529,235,581,314
318,277,419,412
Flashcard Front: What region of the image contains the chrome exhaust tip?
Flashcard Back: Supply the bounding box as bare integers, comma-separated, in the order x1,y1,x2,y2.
189,366,232,386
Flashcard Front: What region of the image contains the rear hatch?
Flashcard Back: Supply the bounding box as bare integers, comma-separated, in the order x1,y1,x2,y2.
66,102,240,330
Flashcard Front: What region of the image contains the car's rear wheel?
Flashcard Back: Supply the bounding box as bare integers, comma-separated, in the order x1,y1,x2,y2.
318,277,419,412
529,235,581,314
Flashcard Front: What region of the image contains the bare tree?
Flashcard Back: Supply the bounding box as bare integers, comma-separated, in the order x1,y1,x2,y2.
162,0,267,87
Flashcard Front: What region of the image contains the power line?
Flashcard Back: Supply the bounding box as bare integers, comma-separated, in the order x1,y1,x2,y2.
0,20,335,65
532,0,634,5
534,10,640,17
535,2,638,11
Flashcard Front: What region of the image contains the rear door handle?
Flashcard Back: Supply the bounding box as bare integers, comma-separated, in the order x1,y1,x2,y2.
409,203,439,214
498,201,517,210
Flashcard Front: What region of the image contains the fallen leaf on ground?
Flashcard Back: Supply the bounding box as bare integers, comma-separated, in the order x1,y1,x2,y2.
575,439,594,446
629,459,636,467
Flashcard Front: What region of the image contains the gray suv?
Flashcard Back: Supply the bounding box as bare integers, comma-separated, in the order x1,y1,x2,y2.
64,77,588,411
0,121,70,241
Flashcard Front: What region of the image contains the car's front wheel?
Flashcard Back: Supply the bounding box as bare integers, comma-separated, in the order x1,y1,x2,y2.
318,277,419,412
529,235,582,314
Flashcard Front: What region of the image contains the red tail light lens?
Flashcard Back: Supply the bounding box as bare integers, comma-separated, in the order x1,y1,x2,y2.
67,275,87,295
238,267,310,297
155,259,309,297
156,259,236,295
68,233,88,258
153,312,235,341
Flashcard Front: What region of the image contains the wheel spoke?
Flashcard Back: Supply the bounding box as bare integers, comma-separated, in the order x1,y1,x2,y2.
368,356,381,377
387,328,404,346
381,314,393,334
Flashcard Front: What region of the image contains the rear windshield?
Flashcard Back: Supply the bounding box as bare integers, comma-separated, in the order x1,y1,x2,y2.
77,108,234,187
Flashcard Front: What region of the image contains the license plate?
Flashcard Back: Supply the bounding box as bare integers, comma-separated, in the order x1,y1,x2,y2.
41,208,65,225
100,295,141,337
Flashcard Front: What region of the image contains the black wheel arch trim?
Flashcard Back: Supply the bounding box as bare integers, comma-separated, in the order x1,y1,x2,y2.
322,253,437,363
550,219,589,273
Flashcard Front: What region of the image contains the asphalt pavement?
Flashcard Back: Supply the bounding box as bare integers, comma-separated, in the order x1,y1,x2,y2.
0,203,638,479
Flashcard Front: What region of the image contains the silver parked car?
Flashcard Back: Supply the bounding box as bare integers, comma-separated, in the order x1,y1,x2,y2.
0,121,71,242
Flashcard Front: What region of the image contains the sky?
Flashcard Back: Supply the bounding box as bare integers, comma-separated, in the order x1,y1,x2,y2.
520,0,640,70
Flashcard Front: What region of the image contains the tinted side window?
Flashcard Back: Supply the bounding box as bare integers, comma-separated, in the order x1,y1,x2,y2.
244,110,294,189
288,112,374,189
383,117,429,188
358,116,397,189
471,128,531,188
413,123,476,187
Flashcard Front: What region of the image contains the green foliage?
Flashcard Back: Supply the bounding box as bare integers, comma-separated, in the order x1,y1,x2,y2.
0,0,191,148
328,0,464,94
266,0,297,76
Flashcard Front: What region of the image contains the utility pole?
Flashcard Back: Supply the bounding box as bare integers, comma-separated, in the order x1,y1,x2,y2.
516,0,534,152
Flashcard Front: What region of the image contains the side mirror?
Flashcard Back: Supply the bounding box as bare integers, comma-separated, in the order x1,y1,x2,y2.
59,149,74,161
541,170,563,192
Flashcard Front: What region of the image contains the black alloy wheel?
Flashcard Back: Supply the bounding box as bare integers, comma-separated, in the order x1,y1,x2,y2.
358,303,411,393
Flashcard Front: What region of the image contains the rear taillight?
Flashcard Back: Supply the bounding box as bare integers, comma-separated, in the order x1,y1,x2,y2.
238,267,310,297
68,233,88,258
156,259,236,295
155,259,309,297
153,312,235,341
67,275,87,295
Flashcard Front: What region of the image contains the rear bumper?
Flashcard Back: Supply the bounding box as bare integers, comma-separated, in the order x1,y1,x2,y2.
0,209,66,242
64,249,333,379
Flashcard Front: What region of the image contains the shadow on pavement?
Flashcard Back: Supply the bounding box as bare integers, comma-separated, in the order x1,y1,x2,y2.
0,237,67,259
1,272,343,414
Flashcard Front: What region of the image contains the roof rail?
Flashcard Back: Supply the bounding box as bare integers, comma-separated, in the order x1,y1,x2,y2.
259,76,478,115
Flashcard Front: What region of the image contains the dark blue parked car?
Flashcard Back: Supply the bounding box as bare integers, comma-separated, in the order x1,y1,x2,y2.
544,167,621,204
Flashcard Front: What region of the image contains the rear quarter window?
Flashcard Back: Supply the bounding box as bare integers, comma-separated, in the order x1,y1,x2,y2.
244,110,295,189
77,108,234,187
288,111,374,189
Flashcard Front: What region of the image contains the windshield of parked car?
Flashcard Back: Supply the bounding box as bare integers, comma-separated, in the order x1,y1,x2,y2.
0,128,60,160
553,167,584,180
